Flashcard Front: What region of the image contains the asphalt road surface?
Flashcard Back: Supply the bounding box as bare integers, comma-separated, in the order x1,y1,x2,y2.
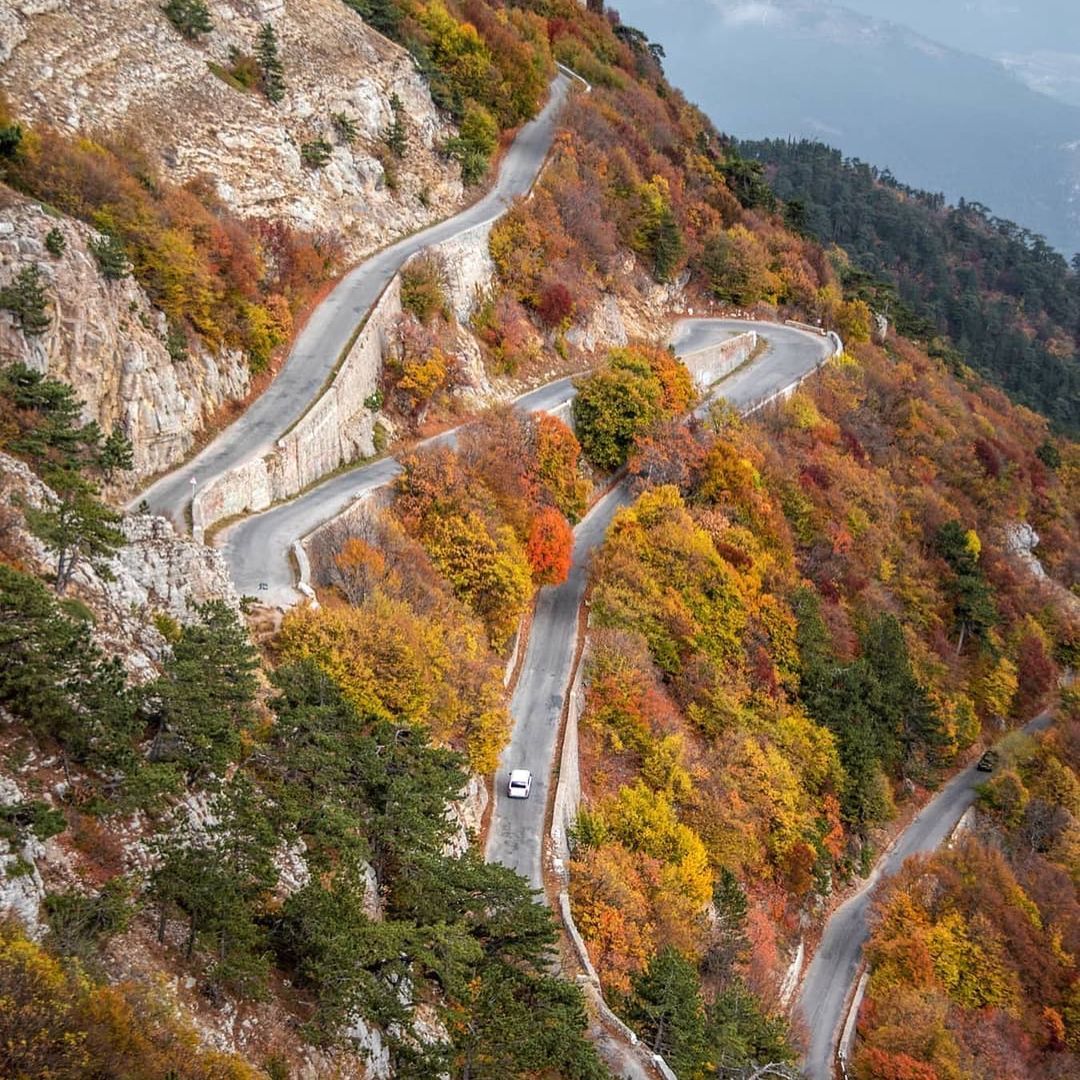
217,376,576,606
798,707,1056,1080
485,320,834,889
135,72,573,528
673,318,834,415
219,320,831,609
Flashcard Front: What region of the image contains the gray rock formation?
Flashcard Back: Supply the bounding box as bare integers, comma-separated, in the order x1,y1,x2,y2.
0,193,250,488
0,0,463,259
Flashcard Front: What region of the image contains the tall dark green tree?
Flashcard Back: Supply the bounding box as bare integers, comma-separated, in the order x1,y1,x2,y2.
0,564,139,771
0,364,123,593
146,600,259,785
383,92,408,157
151,778,277,994
934,521,997,652
626,947,708,1077
702,867,750,979
706,979,796,1077
793,590,944,826
23,471,123,594
99,428,134,482
263,664,603,1076
0,265,50,335
256,23,285,104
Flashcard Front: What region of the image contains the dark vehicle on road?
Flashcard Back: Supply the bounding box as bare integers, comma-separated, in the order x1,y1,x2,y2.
977,749,999,772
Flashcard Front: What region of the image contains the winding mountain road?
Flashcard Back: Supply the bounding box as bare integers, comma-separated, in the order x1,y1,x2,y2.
798,706,1056,1080
135,71,574,528
218,376,576,605
486,320,835,889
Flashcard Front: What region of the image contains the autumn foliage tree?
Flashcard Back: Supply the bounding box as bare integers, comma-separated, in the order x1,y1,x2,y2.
573,344,695,471
526,506,573,586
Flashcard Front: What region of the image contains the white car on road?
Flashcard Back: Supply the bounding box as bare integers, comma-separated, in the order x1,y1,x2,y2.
507,769,533,799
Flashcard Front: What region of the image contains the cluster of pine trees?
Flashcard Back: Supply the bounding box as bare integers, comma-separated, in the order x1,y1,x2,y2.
740,138,1080,434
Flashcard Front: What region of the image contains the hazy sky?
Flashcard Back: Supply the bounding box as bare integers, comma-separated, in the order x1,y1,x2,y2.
838,1,1079,57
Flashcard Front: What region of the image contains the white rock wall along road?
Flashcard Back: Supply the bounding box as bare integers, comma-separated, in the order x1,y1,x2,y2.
193,223,495,535
680,330,757,388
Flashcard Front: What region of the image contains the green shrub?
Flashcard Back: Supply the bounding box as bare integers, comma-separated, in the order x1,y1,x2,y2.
0,264,50,334
45,877,134,959
331,112,358,144
44,227,66,258
382,93,407,157
164,321,189,363
400,254,449,324
0,800,66,844
300,139,333,169
161,0,213,39
89,233,130,280
445,103,498,185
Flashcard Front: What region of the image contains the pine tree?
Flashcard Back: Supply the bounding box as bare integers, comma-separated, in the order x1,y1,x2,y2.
627,947,708,1076
935,521,997,651
0,565,139,771
383,93,407,157
44,228,66,258
256,23,285,104
0,264,51,335
151,779,277,993
89,233,130,280
23,472,124,594
146,601,259,785
0,365,123,593
0,363,100,471
99,428,134,482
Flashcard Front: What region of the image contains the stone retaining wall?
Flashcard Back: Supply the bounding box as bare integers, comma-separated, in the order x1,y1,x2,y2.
193,224,494,536
680,330,756,388
551,642,587,872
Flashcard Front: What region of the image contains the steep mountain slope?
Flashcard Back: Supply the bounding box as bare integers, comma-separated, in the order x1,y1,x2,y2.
0,0,463,256
0,2,1077,1078
0,188,251,485
737,137,1080,433
0,0,471,489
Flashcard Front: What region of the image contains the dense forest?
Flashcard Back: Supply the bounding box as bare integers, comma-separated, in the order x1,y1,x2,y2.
739,138,1080,435
1,0,1078,1076
858,691,1080,1079
565,334,1078,1074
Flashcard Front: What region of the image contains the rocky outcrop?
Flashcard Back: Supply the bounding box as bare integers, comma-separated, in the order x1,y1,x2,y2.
0,774,49,938
443,773,489,858
0,452,240,676
3,0,461,254
0,0,463,260
1004,521,1047,579
0,191,250,489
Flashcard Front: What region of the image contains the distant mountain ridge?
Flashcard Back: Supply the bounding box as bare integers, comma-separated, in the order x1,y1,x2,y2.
612,0,1080,255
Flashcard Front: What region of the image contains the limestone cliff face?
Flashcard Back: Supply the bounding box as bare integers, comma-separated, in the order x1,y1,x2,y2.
0,0,467,489
0,0,463,259
0,191,250,489
0,451,240,678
